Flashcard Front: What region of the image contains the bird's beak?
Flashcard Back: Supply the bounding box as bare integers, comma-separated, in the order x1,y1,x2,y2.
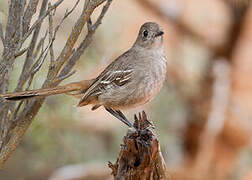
155,31,164,37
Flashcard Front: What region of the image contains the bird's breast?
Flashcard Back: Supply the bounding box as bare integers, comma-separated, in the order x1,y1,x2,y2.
131,52,167,107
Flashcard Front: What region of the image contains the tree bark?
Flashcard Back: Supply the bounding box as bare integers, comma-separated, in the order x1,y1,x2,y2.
109,111,171,180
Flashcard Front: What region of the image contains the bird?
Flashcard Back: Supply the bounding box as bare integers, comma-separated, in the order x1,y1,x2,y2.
0,22,167,127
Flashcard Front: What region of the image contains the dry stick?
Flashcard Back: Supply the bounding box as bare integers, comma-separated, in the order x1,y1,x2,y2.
0,0,49,153
56,70,76,83
44,0,107,85
15,0,26,55
48,3,55,62
9,35,48,128
10,30,47,126
26,31,49,89
22,0,40,35
0,0,61,69
109,111,171,180
0,0,27,150
11,32,48,128
0,0,110,168
57,0,112,82
0,1,25,132
16,0,79,94
0,22,5,48
21,0,64,43
0,0,61,162
18,0,81,91
13,0,48,58
0,0,26,92
24,31,48,91
0,0,58,95
33,34,47,60
48,0,81,66
14,47,28,58
16,0,49,92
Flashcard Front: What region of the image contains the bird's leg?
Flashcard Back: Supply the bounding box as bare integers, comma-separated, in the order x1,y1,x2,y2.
105,107,133,127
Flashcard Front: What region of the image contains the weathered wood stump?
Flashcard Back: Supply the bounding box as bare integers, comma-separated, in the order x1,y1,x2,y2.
108,111,171,180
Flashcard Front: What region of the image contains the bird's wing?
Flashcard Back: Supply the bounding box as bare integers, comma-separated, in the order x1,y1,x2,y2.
78,51,134,105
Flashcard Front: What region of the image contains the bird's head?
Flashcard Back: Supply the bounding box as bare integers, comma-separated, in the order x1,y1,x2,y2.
134,22,164,49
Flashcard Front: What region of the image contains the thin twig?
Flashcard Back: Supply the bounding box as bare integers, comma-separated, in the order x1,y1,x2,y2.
21,0,64,43
0,22,5,48
15,0,26,54
0,0,27,90
45,0,106,86
14,47,28,58
12,101,24,126
9,30,48,140
33,33,48,61
48,0,81,65
92,0,112,30
58,0,112,81
53,0,81,41
22,0,40,35
0,0,27,151
26,31,49,88
55,70,76,84
48,2,55,62
31,44,49,75
16,0,49,92
24,0,80,88
65,0,81,17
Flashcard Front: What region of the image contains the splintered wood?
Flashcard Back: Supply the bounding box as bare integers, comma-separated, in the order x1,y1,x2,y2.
108,111,170,180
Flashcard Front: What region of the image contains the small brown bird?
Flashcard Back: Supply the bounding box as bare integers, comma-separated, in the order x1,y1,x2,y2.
0,22,167,127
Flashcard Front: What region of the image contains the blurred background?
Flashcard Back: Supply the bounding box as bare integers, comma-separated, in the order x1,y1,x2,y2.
1,0,252,179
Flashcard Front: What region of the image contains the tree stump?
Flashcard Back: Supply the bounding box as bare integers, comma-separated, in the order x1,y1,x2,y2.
108,111,171,180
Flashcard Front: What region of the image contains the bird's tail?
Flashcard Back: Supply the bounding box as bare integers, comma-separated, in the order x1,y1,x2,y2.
0,80,93,101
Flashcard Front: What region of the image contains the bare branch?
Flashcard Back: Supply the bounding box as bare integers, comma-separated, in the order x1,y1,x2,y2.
21,0,64,43
14,47,28,58
92,0,112,30
25,31,49,88
44,0,107,85
24,0,81,88
12,101,24,127
0,22,5,48
0,0,111,167
0,0,26,93
4,0,25,51
65,0,81,17
23,0,40,35
48,0,81,64
33,32,47,60
48,2,55,62
31,43,49,75
16,0,49,91
15,0,26,54
58,0,112,81
0,0,27,150
55,70,76,84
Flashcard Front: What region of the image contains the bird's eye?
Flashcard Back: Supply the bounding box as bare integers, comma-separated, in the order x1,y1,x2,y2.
143,30,148,37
